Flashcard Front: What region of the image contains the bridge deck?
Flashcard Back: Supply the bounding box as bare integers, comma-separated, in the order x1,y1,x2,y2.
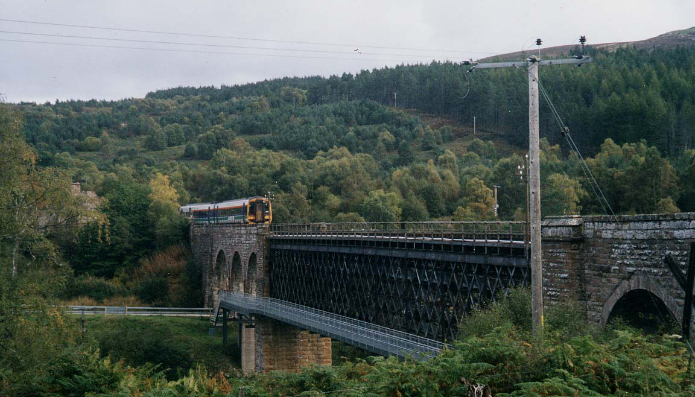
271,233,526,246
218,291,445,360
270,222,527,246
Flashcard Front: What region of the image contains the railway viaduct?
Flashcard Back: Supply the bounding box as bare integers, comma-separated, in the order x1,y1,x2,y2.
190,213,695,374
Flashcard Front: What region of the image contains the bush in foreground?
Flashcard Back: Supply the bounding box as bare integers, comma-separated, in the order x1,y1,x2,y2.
4,288,695,396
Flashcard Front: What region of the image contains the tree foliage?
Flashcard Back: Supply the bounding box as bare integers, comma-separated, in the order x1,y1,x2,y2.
4,47,695,316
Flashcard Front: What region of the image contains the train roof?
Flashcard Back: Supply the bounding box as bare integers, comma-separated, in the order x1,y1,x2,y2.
179,202,214,213
179,196,268,213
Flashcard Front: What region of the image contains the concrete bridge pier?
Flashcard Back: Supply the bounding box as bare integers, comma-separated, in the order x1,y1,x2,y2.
240,322,256,373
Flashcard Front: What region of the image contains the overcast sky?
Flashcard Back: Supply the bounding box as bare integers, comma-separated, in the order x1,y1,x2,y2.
1,0,693,103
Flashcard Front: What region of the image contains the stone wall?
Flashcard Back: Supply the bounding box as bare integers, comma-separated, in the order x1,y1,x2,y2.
191,223,331,373
190,224,270,308
255,319,332,373
542,213,695,326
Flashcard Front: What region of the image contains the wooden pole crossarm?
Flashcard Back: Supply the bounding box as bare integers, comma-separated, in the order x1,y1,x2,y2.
469,57,593,70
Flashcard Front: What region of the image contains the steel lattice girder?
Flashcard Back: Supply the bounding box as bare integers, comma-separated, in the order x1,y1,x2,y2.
269,244,529,342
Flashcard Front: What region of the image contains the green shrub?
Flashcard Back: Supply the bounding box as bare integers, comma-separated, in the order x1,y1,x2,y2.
183,142,197,158
458,287,533,339
458,287,593,340
78,136,103,152
64,275,129,303
178,258,204,307
135,275,169,304
95,318,193,380
545,298,592,338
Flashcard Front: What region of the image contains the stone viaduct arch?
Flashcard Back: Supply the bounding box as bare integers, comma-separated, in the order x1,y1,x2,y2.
245,252,258,296
190,224,269,307
600,274,680,326
542,213,694,330
230,252,243,293
191,224,332,374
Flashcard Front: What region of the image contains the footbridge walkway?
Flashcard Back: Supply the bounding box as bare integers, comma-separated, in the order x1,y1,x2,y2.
218,291,445,360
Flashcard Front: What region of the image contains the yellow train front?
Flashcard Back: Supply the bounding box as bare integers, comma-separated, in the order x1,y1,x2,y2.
179,196,272,225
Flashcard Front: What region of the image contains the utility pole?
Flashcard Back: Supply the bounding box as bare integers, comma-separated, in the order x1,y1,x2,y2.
466,37,592,336
493,185,500,217
473,116,476,135
528,54,543,334
525,154,530,261
518,154,530,261
394,92,397,107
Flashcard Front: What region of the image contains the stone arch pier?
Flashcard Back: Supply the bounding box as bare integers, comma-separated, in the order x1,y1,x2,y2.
190,223,330,374
542,213,695,332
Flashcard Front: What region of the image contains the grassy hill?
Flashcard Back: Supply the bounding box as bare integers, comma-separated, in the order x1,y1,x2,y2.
479,26,695,62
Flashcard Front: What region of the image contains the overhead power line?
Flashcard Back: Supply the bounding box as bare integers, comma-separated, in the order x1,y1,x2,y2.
0,30,469,59
537,78,617,221
0,17,497,55
0,38,437,63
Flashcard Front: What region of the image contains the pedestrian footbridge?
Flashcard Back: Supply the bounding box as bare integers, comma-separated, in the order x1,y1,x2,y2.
218,291,445,360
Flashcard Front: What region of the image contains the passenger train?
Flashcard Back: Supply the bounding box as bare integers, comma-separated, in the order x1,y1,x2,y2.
179,196,272,224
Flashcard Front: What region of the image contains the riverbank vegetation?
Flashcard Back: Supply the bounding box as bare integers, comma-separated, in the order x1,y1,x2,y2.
2,284,694,396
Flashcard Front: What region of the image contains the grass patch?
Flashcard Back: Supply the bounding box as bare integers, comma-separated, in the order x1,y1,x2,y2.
78,316,238,378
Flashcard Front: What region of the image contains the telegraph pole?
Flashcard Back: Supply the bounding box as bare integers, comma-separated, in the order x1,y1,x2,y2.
527,55,543,334
466,37,592,336
493,185,500,217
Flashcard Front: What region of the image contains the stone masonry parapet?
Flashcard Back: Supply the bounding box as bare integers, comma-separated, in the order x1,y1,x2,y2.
541,213,695,330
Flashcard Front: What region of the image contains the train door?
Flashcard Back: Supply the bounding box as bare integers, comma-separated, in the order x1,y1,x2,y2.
255,201,265,223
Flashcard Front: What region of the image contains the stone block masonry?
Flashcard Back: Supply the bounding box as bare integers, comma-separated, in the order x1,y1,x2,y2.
191,223,331,373
542,213,695,328
255,319,332,373
190,224,270,308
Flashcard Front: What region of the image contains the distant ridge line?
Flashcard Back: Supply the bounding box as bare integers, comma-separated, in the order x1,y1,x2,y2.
479,27,695,62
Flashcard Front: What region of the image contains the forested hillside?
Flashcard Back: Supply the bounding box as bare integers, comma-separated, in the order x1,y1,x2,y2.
146,46,695,156
4,44,695,293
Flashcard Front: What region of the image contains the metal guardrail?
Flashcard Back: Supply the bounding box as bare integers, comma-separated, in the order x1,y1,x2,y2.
270,221,527,245
218,291,446,360
66,306,212,317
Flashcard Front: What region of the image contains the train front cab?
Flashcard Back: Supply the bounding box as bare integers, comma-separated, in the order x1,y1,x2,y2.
247,197,272,224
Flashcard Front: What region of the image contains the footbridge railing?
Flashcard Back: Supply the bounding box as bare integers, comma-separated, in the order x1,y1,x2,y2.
66,306,212,317
271,221,527,246
218,291,446,360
